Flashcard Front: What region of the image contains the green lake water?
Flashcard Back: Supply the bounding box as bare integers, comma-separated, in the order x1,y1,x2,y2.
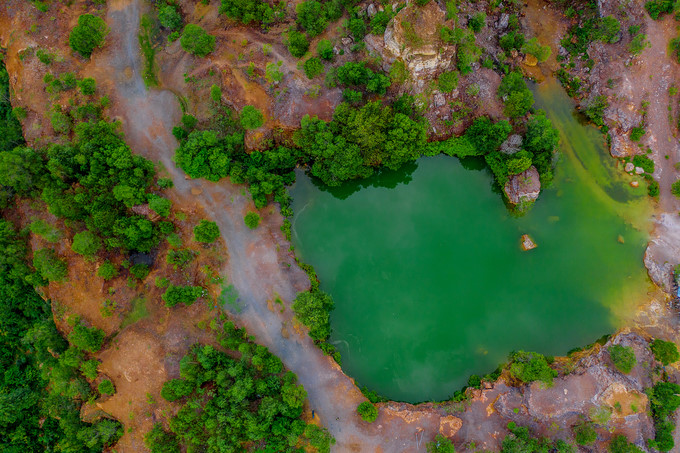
289,80,652,402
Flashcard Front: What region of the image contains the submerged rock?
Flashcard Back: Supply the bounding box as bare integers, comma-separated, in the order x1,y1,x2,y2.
504,166,541,204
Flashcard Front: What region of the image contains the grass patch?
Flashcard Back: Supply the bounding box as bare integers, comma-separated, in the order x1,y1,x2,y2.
29,219,62,242
139,14,159,87
121,296,149,328
218,283,241,312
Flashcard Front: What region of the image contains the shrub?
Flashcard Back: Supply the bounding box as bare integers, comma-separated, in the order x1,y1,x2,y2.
509,351,556,385
608,345,636,374
342,89,362,104
130,263,150,280
648,180,660,197
244,212,260,229
162,285,205,307
317,38,334,60
180,24,215,57
144,423,180,453
148,194,172,217
426,434,455,453
292,290,335,341
36,48,54,65
498,72,534,118
583,95,608,126
651,339,680,365
356,401,378,422
296,0,327,37
97,261,118,280
80,359,99,380
629,34,649,56
672,180,680,198
303,57,324,79
437,70,459,93
573,422,597,445
608,435,643,453
71,230,102,256
29,219,61,242
240,105,264,130
193,220,220,243
632,155,654,173
160,378,195,401
69,14,109,58
210,84,222,103
287,30,310,58
645,0,676,20
98,379,115,395
522,37,551,62
33,248,68,282
389,60,409,84
69,322,105,353
159,5,183,30
599,16,621,43
78,77,96,95
468,12,486,33
629,126,645,142
265,61,284,83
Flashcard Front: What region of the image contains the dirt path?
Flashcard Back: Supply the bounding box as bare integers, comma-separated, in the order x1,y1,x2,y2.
100,0,442,451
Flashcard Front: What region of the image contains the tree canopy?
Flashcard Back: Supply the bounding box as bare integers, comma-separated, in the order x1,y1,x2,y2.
69,14,109,58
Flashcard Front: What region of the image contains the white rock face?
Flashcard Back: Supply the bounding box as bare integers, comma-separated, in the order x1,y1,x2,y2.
624,162,635,172
504,166,541,205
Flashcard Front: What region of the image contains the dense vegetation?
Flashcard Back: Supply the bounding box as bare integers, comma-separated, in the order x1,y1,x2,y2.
651,339,680,365
152,325,334,452
508,351,557,385
648,381,680,451
356,401,378,422
180,24,215,57
0,58,123,451
501,423,574,452
608,344,636,374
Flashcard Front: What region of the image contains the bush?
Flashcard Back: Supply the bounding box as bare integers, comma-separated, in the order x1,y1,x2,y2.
608,435,643,453
130,263,150,280
80,359,99,380
498,72,534,118
672,180,680,198
36,48,54,65
69,322,105,353
303,57,324,79
522,37,551,62
287,30,310,58
468,12,486,33
71,230,102,256
162,285,205,307
426,434,455,453
244,212,261,229
632,155,654,173
317,39,334,60
645,0,676,20
180,24,215,57
69,14,109,58
78,77,96,95
292,290,335,341
583,95,608,127
573,422,597,445
296,0,327,37
608,345,636,374
148,194,172,217
240,105,264,130
193,220,220,243
599,16,621,43
356,401,378,422
98,379,115,395
651,339,680,365
144,423,180,453
97,261,118,280
437,70,459,93
509,351,556,385
629,34,649,56
630,126,645,142
33,248,68,282
648,180,660,197
159,5,183,30
161,379,195,401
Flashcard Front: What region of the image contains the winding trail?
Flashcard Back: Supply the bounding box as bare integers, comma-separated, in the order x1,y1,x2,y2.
101,0,441,451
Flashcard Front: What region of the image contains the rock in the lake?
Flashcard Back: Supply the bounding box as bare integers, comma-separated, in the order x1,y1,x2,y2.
625,162,635,172
630,180,639,188
523,54,538,67
504,166,541,205
521,234,537,251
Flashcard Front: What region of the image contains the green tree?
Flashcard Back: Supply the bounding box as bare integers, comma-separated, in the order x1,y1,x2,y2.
651,339,680,365
522,37,551,62
240,105,264,130
498,72,534,118
98,379,115,395
162,285,205,307
33,248,67,282
69,322,105,353
71,230,102,256
193,220,220,243
573,422,597,445
303,57,324,79
145,423,180,453
244,212,260,229
210,84,222,103
437,70,459,93
180,24,215,57
608,435,643,453
296,1,327,37
509,351,556,385
356,401,378,422
608,345,636,374
78,77,96,95
148,194,172,217
426,434,455,453
287,30,310,58
317,38,334,60
161,379,195,401
292,290,334,341
672,180,680,198
97,261,118,280
69,14,110,58
468,12,486,33
159,5,183,30
0,146,44,195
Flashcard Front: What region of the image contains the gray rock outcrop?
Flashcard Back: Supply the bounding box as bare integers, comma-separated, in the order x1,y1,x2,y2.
504,166,541,205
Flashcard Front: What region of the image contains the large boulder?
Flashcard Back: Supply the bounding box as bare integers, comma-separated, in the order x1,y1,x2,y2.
366,2,454,81
504,166,541,205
